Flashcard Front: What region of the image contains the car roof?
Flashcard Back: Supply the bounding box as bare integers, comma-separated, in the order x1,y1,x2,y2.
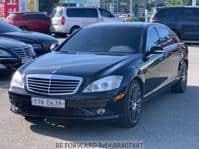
10,12,46,15
85,22,157,30
157,6,199,10
56,6,98,9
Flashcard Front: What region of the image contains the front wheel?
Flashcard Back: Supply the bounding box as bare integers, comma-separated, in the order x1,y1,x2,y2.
171,62,188,93
119,80,143,128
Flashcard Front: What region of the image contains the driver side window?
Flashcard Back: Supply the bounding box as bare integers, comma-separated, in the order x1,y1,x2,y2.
147,28,161,52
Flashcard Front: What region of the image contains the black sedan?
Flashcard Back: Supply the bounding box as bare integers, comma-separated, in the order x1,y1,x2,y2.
9,23,188,128
0,37,35,72
0,20,58,56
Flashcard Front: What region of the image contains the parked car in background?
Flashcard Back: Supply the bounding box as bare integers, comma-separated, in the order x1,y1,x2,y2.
50,7,122,35
6,12,51,34
0,37,35,72
151,6,199,42
0,20,58,56
9,23,188,128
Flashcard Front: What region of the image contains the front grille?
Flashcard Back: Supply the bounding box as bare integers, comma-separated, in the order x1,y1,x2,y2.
26,74,83,95
11,47,32,59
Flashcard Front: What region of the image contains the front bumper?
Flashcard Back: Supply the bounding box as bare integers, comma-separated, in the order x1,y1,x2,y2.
0,58,22,71
9,89,124,120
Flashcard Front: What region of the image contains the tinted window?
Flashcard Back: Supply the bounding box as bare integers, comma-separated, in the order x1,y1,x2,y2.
147,28,160,51
23,14,49,20
183,8,199,19
99,9,114,17
6,14,16,19
0,21,21,33
59,26,143,54
156,26,170,39
155,8,180,19
67,8,98,18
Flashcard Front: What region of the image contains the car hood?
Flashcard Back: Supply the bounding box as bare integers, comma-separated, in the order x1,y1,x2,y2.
0,37,27,49
22,52,136,77
1,31,57,43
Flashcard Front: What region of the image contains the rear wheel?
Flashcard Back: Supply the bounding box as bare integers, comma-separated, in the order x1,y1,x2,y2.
171,62,188,93
20,26,28,31
119,80,143,128
70,26,80,34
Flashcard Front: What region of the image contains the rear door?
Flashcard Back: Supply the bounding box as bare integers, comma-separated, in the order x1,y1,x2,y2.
179,8,199,40
156,25,182,81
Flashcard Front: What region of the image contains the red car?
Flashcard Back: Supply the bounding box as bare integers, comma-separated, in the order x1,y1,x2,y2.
5,12,51,34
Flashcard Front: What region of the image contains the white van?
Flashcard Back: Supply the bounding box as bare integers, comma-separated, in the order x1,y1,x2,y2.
50,7,122,35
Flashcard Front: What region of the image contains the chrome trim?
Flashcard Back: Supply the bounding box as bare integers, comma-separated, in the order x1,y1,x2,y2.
11,46,32,59
26,74,83,95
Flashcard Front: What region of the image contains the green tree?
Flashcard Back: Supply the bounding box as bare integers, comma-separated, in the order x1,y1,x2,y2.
166,0,192,5
39,0,59,14
28,0,35,11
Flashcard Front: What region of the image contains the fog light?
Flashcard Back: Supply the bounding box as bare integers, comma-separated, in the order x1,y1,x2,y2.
97,108,106,115
11,104,18,111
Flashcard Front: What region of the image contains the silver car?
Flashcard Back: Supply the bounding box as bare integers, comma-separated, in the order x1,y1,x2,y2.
50,7,122,35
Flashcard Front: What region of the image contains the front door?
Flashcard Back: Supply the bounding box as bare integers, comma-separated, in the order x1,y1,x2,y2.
142,27,170,96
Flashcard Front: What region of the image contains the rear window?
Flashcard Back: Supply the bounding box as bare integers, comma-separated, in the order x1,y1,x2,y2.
99,9,114,18
6,14,16,20
51,8,63,18
67,8,98,18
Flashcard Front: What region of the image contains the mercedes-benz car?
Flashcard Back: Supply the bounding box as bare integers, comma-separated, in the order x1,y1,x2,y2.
9,23,188,128
0,37,35,72
0,20,58,56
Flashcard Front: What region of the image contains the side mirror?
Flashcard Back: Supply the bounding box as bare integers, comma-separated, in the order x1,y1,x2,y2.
150,46,163,54
143,46,163,61
50,43,59,51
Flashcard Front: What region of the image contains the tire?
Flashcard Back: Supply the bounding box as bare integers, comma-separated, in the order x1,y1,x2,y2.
171,62,188,93
20,26,28,31
25,116,44,124
119,80,143,128
70,26,80,34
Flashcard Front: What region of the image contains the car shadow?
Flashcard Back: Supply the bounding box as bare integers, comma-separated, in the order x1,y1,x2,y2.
29,85,199,147
0,72,12,89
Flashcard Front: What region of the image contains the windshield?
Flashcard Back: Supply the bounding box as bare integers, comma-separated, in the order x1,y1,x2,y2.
59,26,143,55
0,20,21,33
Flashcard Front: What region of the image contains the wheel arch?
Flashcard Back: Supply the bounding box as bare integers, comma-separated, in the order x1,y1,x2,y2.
70,25,80,34
133,76,144,93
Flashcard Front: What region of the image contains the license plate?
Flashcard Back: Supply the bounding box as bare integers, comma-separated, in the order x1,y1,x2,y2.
31,97,65,109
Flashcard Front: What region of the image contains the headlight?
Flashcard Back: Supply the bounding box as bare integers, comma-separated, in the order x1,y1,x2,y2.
10,71,24,89
31,44,42,49
83,76,123,93
0,49,11,57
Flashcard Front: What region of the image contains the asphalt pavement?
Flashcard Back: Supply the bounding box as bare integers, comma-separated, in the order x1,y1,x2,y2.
0,41,199,149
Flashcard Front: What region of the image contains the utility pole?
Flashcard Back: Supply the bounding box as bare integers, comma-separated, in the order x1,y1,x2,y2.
130,0,133,17
192,0,196,6
35,0,39,11
145,0,148,22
